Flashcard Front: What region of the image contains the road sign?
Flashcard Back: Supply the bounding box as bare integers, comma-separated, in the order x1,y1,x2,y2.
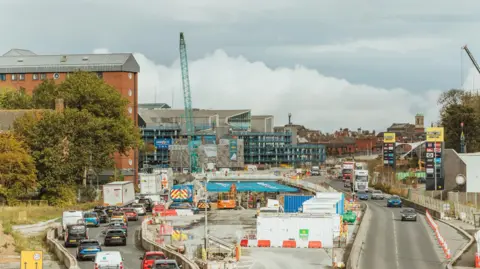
21,251,43,269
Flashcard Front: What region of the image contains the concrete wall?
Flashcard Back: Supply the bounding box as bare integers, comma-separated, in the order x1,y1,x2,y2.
443,149,466,191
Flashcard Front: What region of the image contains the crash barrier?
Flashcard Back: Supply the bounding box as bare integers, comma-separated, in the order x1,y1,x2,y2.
141,219,200,269
239,239,323,248
425,210,452,260
208,235,236,257
45,224,79,269
281,177,338,193
346,204,370,269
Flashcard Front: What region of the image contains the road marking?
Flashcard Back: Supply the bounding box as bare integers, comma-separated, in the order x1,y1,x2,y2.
392,211,400,269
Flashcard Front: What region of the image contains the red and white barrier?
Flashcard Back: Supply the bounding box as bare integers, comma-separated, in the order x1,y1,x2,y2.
425,210,451,260
240,239,323,248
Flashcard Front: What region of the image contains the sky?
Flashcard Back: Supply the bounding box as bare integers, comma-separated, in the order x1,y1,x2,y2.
2,0,480,132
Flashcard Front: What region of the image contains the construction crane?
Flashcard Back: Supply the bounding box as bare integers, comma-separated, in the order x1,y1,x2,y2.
179,32,198,173
462,45,480,75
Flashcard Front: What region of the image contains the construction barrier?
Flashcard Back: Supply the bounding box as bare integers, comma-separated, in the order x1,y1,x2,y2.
159,210,178,216
240,238,323,248
425,210,451,260
475,252,480,268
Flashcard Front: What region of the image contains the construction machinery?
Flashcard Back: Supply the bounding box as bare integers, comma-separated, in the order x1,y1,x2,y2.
179,33,198,173
462,45,480,74
217,184,237,209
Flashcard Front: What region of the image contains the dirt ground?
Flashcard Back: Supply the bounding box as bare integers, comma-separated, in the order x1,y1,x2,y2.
0,222,19,263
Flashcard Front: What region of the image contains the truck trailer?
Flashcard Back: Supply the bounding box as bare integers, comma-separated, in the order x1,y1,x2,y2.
103,181,135,206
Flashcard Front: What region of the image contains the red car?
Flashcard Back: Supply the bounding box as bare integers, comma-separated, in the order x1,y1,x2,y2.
122,208,138,221
139,251,167,269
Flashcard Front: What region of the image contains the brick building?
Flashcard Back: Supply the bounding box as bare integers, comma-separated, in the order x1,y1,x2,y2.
0,49,140,182
355,137,378,154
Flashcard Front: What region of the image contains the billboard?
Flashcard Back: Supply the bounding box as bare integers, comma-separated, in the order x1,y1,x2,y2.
229,139,238,161
426,127,444,142
383,133,396,143
425,142,444,191
383,142,396,168
154,138,173,149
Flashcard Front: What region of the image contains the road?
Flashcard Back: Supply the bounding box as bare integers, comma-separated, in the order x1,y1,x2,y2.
60,216,145,269
321,177,446,269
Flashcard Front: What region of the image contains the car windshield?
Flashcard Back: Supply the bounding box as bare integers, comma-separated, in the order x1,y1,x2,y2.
68,226,86,234
146,254,167,260
355,176,368,181
390,196,400,200
133,204,144,208
154,263,178,269
358,191,366,195
123,209,135,213
110,223,125,228
94,210,105,214
107,230,125,236
80,241,100,247
373,190,381,194
342,169,353,174
112,212,123,216
84,212,97,218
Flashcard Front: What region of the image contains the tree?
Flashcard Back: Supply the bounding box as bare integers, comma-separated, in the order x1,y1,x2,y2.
0,87,33,109
0,133,37,202
441,103,480,152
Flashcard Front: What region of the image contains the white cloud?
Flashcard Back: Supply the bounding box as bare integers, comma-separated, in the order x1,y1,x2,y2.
130,49,441,132
463,67,480,91
267,37,451,55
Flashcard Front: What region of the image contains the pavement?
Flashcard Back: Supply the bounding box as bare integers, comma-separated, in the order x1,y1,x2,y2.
447,219,477,268
307,176,469,269
60,216,145,269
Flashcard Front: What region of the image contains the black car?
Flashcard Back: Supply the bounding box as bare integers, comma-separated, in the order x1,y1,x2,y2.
138,198,153,212
104,229,127,246
401,208,417,221
76,239,102,261
94,209,110,223
94,205,105,210
65,224,88,247
105,206,120,217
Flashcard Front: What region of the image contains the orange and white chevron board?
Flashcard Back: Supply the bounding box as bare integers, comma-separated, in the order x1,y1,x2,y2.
170,189,190,199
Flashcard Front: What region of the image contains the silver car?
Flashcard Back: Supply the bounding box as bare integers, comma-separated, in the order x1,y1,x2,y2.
131,203,146,216
371,190,384,200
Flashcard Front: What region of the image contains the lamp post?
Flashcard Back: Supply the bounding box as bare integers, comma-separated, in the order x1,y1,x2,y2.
460,122,466,153
203,178,209,259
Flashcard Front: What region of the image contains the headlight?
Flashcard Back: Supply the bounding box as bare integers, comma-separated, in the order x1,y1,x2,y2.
401,214,406,217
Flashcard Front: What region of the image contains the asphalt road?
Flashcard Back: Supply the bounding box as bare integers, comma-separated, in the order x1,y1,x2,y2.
60,216,145,269
324,178,445,269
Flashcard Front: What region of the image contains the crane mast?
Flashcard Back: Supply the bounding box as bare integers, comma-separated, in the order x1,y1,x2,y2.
462,45,480,75
179,32,197,173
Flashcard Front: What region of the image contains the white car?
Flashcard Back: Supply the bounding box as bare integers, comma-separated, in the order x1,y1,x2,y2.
131,203,146,216
94,251,123,269
371,190,384,200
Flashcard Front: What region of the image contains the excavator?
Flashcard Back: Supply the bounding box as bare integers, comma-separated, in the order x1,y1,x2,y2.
217,184,237,209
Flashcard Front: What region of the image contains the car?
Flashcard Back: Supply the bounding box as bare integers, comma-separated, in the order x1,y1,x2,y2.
132,203,147,216
105,206,120,217
357,191,369,200
94,205,105,210
110,218,128,227
76,239,102,261
104,229,127,246
139,251,168,269
387,195,403,207
151,259,181,269
401,208,417,221
104,222,128,236
111,211,128,223
83,212,100,227
371,190,384,200
344,179,351,188
138,198,153,212
122,208,139,221
94,209,110,223
152,204,166,216
94,251,123,269
65,224,88,247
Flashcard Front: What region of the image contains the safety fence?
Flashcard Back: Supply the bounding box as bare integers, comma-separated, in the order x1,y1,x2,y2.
281,177,337,193
425,210,452,260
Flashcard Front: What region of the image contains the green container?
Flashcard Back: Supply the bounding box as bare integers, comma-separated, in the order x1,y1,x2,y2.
342,210,357,224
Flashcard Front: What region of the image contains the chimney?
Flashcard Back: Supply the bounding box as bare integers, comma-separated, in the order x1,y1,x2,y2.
55,98,64,113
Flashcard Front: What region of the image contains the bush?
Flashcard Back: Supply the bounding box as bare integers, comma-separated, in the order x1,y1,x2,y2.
79,186,98,202
40,185,77,206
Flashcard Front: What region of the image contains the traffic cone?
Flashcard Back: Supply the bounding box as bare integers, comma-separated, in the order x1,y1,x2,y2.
446,249,451,259
475,252,480,268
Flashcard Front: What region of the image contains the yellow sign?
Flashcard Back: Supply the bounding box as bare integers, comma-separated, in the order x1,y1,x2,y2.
21,251,43,269
426,127,444,142
383,133,396,143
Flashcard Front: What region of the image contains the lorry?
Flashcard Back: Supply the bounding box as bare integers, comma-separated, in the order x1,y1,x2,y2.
341,161,355,181
352,170,369,192
170,184,194,203
311,166,320,176
139,173,162,194
103,181,135,207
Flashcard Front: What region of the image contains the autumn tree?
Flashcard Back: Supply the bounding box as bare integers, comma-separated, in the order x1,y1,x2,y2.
0,87,33,109
0,133,37,203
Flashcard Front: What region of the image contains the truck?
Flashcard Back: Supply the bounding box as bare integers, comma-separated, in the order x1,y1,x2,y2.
103,181,135,207
139,173,162,194
170,184,194,203
311,166,320,176
341,161,355,181
352,170,369,192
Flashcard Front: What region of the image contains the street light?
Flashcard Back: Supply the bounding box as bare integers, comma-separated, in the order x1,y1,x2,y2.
203,177,209,259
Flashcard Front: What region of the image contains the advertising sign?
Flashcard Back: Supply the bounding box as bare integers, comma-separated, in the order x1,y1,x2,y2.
383,142,396,168
299,229,309,240
204,135,216,144
154,138,173,149
426,127,444,142
229,139,238,161
425,142,444,191
21,251,43,269
383,133,396,143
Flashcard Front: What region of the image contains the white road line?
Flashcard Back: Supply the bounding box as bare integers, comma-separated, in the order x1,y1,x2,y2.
392,211,400,269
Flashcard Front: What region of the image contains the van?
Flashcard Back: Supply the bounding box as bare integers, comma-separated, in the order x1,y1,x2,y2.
94,251,124,269
62,211,83,238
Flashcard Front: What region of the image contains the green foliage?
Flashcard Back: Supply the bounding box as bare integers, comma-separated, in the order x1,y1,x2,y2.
78,186,97,203
0,87,33,109
0,133,37,202
40,185,77,206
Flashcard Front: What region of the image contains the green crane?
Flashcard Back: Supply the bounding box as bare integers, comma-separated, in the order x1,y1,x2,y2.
179,32,198,173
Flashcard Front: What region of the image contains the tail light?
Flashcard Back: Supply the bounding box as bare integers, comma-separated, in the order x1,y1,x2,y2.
119,262,124,269
94,263,98,269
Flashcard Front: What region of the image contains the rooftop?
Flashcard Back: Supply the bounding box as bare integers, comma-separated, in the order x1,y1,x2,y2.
0,49,140,73
138,103,171,110
138,109,250,126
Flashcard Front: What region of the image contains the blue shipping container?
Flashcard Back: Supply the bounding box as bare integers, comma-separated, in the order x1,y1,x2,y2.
336,193,345,215
170,184,194,202
283,195,313,213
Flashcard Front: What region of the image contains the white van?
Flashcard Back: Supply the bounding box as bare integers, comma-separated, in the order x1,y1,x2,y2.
62,211,83,231
94,251,123,269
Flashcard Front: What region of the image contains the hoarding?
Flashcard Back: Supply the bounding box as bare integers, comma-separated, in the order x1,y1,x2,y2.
383,133,396,143
154,138,173,149
426,127,444,142
383,142,396,168
229,139,238,161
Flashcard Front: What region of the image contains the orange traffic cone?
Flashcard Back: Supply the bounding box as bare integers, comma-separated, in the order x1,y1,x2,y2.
475,252,480,268
446,249,451,259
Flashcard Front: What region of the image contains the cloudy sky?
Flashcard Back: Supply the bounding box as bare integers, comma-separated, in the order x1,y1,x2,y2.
3,0,480,132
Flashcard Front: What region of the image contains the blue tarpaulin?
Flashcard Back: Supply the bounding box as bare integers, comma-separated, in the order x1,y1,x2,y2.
205,181,298,193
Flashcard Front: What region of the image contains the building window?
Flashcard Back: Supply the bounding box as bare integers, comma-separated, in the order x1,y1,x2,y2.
40,73,47,80
19,74,25,81
0,74,5,81
128,89,133,96
32,74,39,80
96,72,103,79
11,74,17,81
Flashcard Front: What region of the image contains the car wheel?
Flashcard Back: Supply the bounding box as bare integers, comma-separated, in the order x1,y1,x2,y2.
414,217,417,221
